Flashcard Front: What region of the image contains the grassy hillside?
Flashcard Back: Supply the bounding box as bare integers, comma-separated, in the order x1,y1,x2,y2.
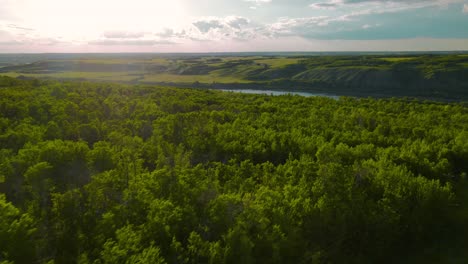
1,54,468,100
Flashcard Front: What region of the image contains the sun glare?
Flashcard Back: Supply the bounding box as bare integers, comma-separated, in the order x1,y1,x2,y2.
20,0,187,39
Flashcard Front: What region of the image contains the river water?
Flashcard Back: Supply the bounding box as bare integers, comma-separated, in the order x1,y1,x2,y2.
220,89,339,99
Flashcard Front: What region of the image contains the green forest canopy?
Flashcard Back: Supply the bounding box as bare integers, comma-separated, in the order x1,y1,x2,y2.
0,76,467,263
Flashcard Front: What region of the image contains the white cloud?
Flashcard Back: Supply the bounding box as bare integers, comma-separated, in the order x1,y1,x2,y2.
244,0,272,4
0,30,19,45
189,16,258,41
0,28,66,48
362,23,381,29
226,16,250,29
311,0,465,10
269,16,330,34
261,16,347,40
310,4,337,9
156,28,175,38
244,0,272,9
103,31,145,39
310,0,341,9
310,0,465,25
193,19,224,33
88,39,176,46
7,24,34,31
325,0,461,5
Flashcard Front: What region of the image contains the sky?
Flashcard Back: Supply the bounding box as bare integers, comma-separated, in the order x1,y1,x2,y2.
0,0,467,52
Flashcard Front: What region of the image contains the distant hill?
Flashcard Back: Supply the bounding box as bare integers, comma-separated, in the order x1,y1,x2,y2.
1,53,468,100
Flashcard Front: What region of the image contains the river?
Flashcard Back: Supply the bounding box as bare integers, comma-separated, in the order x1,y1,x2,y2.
220,89,339,99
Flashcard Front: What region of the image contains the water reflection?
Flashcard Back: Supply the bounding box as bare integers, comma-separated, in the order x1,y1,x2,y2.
220,89,339,99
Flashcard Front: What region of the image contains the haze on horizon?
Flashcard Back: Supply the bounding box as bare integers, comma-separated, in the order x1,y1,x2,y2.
0,0,468,53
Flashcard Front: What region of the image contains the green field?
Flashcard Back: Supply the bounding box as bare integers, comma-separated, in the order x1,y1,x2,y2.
140,73,253,84
379,57,416,62
253,57,302,68
1,71,142,82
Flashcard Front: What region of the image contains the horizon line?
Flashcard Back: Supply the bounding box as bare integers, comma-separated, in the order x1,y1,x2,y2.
1,50,468,55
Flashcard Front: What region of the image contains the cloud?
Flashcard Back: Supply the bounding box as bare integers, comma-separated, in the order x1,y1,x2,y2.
464,3,468,13
362,23,380,29
103,31,145,39
157,5,466,43
193,20,224,33
33,38,68,46
267,16,332,36
0,41,25,46
154,28,191,39
0,29,65,47
0,30,26,45
226,16,250,29
244,0,272,4
311,0,464,9
328,0,460,4
189,16,258,41
7,24,34,31
89,39,176,46
308,0,466,30
310,2,340,9
0,30,13,39
156,28,175,38
244,0,272,9
264,0,468,41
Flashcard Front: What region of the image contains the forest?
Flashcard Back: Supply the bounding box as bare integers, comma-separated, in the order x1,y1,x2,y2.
0,76,468,263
